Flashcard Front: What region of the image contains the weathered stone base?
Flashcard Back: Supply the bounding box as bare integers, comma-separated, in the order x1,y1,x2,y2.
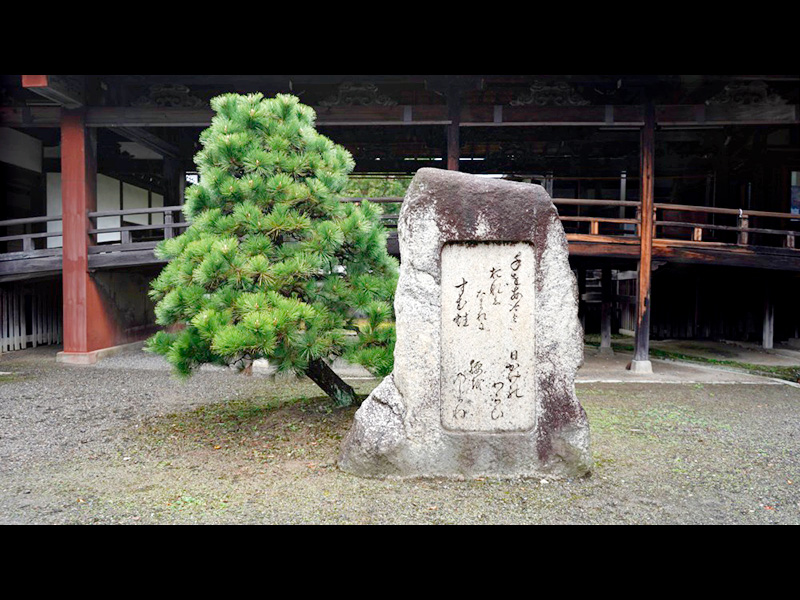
628,359,653,374
56,340,146,365
786,337,800,350
339,375,592,480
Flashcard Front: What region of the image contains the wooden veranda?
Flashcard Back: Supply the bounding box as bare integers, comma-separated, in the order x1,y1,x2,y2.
1,74,798,363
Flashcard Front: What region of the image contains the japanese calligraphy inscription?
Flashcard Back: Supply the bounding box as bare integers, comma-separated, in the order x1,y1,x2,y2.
441,242,536,432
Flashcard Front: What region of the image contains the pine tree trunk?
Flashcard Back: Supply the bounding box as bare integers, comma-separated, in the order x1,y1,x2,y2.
306,358,356,407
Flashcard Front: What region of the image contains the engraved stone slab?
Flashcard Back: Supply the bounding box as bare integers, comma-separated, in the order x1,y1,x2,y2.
440,242,536,433
338,168,591,480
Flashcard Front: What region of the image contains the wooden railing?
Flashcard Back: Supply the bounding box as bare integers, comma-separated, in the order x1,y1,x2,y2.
342,196,800,251
552,198,641,237
88,206,188,246
2,198,798,263
343,197,645,238
0,215,64,254
654,203,799,248
0,206,190,255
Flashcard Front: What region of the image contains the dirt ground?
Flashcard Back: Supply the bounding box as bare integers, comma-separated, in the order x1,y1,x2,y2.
0,345,798,525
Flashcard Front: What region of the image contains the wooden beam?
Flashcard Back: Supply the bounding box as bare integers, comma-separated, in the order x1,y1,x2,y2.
660,104,799,127
87,107,214,127
462,104,800,127
88,248,167,269
0,106,61,127
567,241,642,261
2,103,797,129
565,234,800,270
652,239,800,271
0,254,62,280
102,74,429,85
115,127,180,158
22,75,84,109
632,101,656,371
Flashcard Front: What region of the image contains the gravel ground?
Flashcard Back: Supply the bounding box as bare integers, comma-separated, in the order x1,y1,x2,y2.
1,344,798,525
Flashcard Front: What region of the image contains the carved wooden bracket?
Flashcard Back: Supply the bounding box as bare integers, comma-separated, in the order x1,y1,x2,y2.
131,84,205,108
318,82,397,107
705,81,787,106
510,80,590,107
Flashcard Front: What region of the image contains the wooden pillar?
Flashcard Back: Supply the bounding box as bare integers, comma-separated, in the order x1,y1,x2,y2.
57,109,118,363
600,267,614,355
619,170,628,226
577,268,587,331
631,102,655,373
763,284,774,350
163,157,183,207
694,273,702,339
715,136,730,209
446,86,461,171
545,171,554,196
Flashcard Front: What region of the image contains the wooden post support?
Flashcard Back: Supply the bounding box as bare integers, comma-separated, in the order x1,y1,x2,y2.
635,206,641,237
631,101,655,374
57,109,119,363
763,285,774,350
738,214,749,246
446,86,461,171
164,211,174,239
620,171,631,231
163,157,182,206
693,274,702,339
600,267,614,355
577,268,587,332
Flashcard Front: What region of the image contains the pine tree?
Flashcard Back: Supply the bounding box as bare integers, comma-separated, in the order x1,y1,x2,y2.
146,93,398,406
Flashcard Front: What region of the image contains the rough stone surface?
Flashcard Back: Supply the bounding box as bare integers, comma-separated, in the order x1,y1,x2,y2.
338,168,591,479
629,360,654,374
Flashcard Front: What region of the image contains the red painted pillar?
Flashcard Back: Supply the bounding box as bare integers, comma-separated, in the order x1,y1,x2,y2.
58,109,117,362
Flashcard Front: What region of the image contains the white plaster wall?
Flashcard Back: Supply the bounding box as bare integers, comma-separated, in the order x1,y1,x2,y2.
151,193,164,225
46,173,62,248
0,127,42,173
97,174,121,243
122,183,149,226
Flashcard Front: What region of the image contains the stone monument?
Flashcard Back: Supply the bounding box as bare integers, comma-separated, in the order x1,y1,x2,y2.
338,168,591,479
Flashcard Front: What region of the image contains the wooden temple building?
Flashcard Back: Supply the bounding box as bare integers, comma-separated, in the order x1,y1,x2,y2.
1,74,799,369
